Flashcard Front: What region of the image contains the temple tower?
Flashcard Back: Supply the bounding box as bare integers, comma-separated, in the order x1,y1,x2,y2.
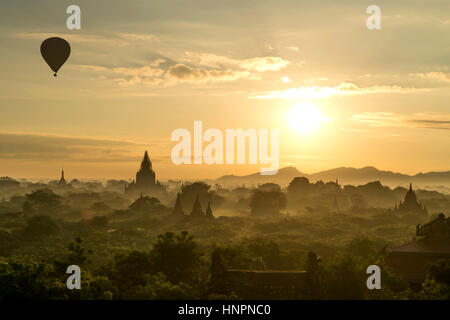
190,195,204,218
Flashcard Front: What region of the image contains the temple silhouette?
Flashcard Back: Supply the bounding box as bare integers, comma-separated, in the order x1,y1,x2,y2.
171,193,214,220
191,195,204,218
386,213,450,282
52,169,72,190
172,193,184,216
124,151,164,196
58,169,67,186
393,183,428,215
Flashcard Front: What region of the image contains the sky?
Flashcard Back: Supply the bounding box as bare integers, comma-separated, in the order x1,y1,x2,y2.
0,0,449,180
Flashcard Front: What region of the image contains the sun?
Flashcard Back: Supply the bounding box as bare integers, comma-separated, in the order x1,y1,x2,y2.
287,102,330,134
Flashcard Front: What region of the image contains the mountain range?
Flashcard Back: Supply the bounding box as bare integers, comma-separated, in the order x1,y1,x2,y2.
214,166,450,188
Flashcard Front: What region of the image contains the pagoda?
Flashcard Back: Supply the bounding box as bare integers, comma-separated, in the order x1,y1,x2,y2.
125,151,165,196
393,183,428,215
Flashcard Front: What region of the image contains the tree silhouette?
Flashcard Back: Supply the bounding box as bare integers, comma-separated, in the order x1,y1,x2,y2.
250,184,286,216
150,231,201,285
23,189,61,214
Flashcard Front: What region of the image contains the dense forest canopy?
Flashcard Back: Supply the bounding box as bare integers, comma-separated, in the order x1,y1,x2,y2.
0,176,449,299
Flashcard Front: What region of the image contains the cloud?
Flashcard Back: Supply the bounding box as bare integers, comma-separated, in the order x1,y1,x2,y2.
250,83,431,100
0,132,146,162
350,113,450,130
182,52,290,72
116,33,157,42
79,62,257,86
76,53,287,86
240,57,290,72
74,59,166,86
165,64,256,84
113,65,165,78
349,112,402,127
180,52,236,68
75,65,110,72
71,46,290,87
113,76,146,87
407,115,450,130
409,72,450,83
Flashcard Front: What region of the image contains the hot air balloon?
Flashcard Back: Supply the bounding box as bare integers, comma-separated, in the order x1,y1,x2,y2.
40,37,71,77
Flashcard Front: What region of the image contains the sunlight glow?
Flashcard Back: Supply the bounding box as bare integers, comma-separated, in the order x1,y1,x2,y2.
287,102,331,134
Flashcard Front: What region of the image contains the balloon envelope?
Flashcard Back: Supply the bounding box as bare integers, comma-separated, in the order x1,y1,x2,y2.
40,37,71,76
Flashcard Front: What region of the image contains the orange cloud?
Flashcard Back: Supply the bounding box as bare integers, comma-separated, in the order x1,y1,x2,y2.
350,112,450,130
250,83,431,100
409,72,450,83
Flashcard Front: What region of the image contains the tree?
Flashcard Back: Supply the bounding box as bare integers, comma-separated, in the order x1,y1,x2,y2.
210,249,227,293
416,259,450,300
346,237,378,259
90,202,111,214
428,259,450,285
112,251,152,288
129,196,164,213
67,237,93,266
181,182,211,208
258,183,282,192
0,231,18,257
22,215,61,238
125,273,198,299
86,215,109,230
150,231,201,285
323,254,367,299
246,238,281,269
180,182,224,210
53,237,93,277
305,251,325,299
23,189,62,215
0,261,64,299
287,177,311,198
250,184,286,216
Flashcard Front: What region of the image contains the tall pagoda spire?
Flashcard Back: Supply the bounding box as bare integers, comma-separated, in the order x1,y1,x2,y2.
172,193,185,216
59,169,67,185
205,200,214,219
140,150,152,171
190,195,204,218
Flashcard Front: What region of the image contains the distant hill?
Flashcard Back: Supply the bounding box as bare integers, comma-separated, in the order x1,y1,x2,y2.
214,166,450,188
216,166,307,187
309,166,409,185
